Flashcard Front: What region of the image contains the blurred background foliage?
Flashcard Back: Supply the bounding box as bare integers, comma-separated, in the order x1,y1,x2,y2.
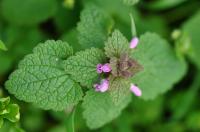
0,0,200,131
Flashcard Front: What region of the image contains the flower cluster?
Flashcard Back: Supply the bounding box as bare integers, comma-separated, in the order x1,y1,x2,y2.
94,37,142,97
96,63,112,73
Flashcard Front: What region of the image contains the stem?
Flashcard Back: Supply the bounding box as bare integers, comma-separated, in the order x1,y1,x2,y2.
66,107,76,132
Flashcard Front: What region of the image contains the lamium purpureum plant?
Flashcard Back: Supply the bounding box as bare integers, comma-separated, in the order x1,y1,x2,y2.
93,36,142,96
2,2,189,130
4,28,187,129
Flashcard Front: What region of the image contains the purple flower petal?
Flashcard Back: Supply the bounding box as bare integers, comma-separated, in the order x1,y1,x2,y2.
102,63,112,73
130,84,142,96
96,64,103,73
93,79,109,92
99,79,109,92
130,37,139,49
94,84,101,91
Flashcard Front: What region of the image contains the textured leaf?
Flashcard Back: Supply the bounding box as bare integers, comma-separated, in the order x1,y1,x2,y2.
64,48,106,88
6,40,83,111
1,0,57,26
183,10,200,69
33,40,73,58
0,40,7,51
77,5,113,49
105,30,130,58
82,90,131,129
109,77,131,105
131,33,187,100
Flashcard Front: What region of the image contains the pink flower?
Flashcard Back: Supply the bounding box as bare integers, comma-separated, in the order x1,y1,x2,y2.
102,63,111,73
130,37,139,49
96,64,103,73
130,84,142,96
96,63,112,73
94,79,109,92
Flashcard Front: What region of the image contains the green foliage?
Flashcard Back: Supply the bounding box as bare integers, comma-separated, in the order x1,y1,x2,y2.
122,0,139,6
105,30,130,58
61,29,81,52
0,121,24,132
64,48,106,88
0,97,20,128
109,78,131,105
0,40,7,51
131,96,164,125
148,0,187,10
5,40,83,111
0,26,45,75
0,0,200,131
82,90,131,129
1,0,57,26
185,111,200,130
183,10,200,69
77,5,113,49
131,33,187,100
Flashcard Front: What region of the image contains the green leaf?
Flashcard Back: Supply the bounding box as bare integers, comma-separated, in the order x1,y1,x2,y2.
0,40,7,51
0,97,20,128
105,30,130,58
0,97,10,111
61,29,81,52
183,10,200,69
148,0,187,10
6,40,83,111
82,90,131,129
0,26,45,75
3,104,20,122
0,121,24,132
64,48,106,88
109,77,131,105
122,0,139,6
1,0,57,26
185,111,200,130
77,5,113,49
131,33,187,100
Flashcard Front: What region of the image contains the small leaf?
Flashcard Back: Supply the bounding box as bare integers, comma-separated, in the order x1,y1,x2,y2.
82,90,131,129
77,5,113,49
6,40,83,111
4,104,20,122
131,33,187,100
0,40,7,51
64,48,106,88
105,30,130,58
0,97,20,127
109,77,131,105
0,97,10,111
